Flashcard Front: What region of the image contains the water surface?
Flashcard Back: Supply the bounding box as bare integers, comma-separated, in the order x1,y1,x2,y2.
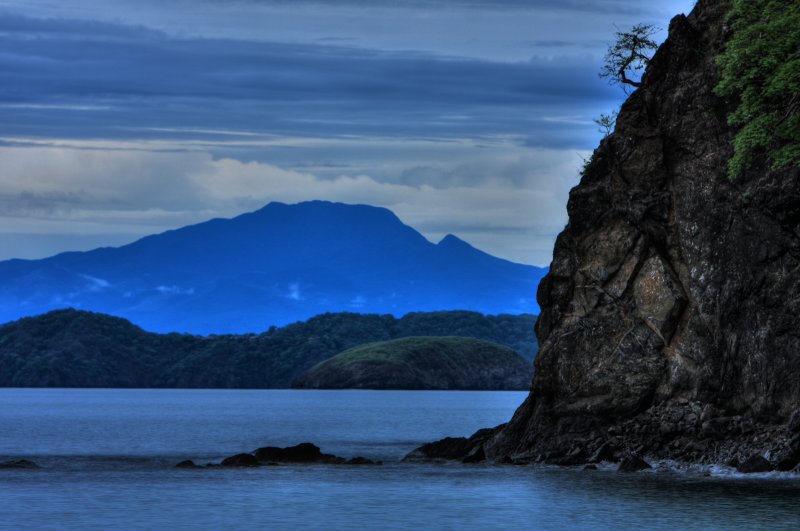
1,388,798,530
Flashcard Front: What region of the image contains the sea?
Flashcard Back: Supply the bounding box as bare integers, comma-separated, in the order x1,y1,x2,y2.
1,388,799,530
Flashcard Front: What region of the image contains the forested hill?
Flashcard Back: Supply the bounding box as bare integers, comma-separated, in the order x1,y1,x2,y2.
293,336,533,391
0,309,536,388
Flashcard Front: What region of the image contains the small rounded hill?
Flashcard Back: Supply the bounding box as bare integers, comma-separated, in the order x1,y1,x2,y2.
292,336,532,390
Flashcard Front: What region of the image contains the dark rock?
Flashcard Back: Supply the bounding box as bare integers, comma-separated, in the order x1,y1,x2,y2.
405,437,473,461
254,443,338,463
0,459,39,469
618,455,652,473
736,455,774,474
772,441,800,471
583,464,598,471
462,446,486,464
776,457,798,472
221,453,260,467
589,441,617,463
404,425,504,462
551,446,587,466
345,457,381,465
788,411,800,433
184,442,385,468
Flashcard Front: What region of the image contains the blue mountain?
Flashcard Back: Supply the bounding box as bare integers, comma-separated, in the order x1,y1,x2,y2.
0,201,547,334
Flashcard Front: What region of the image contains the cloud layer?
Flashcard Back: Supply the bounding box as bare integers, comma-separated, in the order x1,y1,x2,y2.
0,13,621,149
0,1,696,265
0,143,583,265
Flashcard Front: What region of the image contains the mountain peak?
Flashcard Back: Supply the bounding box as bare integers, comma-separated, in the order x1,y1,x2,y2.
438,234,471,248
254,200,397,218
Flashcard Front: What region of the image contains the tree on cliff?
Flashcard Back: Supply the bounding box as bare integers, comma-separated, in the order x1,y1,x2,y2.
715,0,800,180
599,24,659,92
594,110,618,137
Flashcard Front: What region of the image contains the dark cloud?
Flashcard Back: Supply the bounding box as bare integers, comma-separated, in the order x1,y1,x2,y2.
0,191,92,217
0,14,621,150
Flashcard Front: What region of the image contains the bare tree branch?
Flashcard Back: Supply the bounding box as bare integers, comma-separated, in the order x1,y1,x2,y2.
599,24,659,92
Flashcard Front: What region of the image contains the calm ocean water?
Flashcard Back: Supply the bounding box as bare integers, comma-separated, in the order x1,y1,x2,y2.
1,388,799,530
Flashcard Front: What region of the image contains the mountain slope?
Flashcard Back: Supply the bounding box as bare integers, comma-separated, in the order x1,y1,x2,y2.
0,201,546,334
293,337,532,390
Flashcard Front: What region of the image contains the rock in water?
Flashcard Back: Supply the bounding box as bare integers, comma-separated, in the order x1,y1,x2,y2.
345,457,381,465
253,443,338,463
618,455,652,473
736,455,774,474
475,0,800,466
191,443,379,468
221,453,260,467
0,459,39,469
404,426,504,462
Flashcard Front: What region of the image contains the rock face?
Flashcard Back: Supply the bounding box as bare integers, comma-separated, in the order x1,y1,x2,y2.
476,0,800,469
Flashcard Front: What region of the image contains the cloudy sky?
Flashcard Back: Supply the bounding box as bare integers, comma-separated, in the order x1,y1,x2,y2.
1,0,694,266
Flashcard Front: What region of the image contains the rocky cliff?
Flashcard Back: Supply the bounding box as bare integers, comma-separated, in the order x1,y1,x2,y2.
418,0,800,470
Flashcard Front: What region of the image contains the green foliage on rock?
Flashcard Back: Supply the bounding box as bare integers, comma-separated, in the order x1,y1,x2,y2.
715,0,800,179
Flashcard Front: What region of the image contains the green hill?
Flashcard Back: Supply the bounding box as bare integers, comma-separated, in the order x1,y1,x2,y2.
0,309,536,388
292,337,532,390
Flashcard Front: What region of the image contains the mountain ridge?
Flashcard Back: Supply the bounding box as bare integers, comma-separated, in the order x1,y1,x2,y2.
0,201,546,334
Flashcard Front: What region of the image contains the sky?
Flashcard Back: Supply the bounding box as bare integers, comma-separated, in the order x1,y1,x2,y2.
0,0,695,266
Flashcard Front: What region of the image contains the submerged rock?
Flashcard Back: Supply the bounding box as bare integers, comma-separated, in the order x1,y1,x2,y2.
0,459,39,469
